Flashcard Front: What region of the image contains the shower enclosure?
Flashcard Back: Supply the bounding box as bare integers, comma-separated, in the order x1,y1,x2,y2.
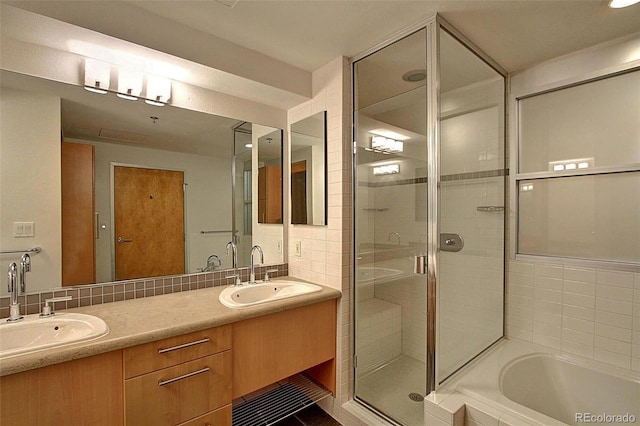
353,17,506,425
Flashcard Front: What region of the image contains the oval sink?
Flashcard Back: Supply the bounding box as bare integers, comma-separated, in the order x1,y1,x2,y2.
219,280,322,308
0,313,109,359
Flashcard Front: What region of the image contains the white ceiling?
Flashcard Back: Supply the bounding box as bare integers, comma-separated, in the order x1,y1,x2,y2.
4,0,640,74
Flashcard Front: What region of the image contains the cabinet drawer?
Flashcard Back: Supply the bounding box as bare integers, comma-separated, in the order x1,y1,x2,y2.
177,405,231,426
125,351,231,425
124,325,231,378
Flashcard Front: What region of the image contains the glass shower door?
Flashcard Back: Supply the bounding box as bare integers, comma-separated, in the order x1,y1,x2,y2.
353,28,428,426
436,28,505,383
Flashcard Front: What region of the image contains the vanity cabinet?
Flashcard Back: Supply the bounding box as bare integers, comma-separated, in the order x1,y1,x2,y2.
123,325,232,426
0,351,124,426
232,299,337,398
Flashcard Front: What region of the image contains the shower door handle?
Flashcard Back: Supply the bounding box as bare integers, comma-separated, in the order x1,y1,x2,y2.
414,255,427,274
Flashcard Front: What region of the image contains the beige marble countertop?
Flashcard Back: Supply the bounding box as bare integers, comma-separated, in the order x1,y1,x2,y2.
0,278,341,376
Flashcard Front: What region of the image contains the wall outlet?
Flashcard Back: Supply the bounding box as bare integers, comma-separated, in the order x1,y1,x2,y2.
295,240,302,257
276,239,282,254
13,222,35,237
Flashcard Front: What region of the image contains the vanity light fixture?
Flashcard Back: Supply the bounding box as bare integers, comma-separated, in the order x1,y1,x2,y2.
117,69,143,101
609,0,640,8
145,75,171,106
371,135,404,153
370,128,410,141
84,58,110,94
373,164,400,175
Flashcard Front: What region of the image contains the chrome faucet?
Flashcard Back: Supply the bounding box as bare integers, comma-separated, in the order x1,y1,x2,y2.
225,241,238,269
7,262,22,322
203,254,221,272
20,253,30,293
249,245,264,285
225,241,241,286
388,232,401,245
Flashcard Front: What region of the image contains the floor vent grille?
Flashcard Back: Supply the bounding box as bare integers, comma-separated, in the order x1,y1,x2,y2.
232,374,331,426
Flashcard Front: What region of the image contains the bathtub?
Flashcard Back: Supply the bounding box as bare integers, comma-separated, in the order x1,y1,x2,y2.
431,339,640,426
501,353,639,425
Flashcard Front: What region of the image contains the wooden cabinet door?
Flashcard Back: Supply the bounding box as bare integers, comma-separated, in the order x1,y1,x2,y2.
232,299,336,398
0,351,123,426
61,141,96,285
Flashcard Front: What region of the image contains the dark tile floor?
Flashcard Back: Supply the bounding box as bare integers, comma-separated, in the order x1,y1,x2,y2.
272,404,342,426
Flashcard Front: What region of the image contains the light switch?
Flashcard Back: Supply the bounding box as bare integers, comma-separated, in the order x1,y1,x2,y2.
13,222,35,237
295,240,302,257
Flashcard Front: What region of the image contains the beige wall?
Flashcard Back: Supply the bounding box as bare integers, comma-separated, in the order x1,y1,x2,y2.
0,88,62,295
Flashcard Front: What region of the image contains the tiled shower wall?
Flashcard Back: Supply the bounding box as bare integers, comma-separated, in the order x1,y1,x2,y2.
505,260,640,372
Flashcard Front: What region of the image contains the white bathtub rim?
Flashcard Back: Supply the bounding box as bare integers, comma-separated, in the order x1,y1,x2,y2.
498,351,640,398
439,338,640,426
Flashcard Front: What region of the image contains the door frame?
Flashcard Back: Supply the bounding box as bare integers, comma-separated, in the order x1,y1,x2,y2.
110,162,188,281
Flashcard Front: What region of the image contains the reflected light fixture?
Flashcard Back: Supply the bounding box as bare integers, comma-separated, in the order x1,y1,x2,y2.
145,75,171,106
549,157,593,172
609,0,640,7
373,164,400,176
84,58,110,94
371,135,404,153
117,69,143,101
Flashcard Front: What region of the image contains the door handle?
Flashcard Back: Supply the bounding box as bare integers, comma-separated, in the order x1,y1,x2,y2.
117,236,133,243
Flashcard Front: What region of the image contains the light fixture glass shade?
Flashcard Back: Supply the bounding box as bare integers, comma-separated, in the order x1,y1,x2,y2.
373,164,400,175
117,69,143,100
84,58,110,94
145,75,171,106
371,135,404,153
609,0,640,8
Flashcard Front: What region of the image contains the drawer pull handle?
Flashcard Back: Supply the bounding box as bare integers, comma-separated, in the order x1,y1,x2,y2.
158,367,210,386
157,337,210,354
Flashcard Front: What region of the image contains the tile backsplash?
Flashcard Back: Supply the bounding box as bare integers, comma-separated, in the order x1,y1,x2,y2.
0,264,288,319
506,259,640,372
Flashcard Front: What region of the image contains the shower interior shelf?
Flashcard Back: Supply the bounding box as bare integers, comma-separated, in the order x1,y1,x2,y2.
232,374,331,426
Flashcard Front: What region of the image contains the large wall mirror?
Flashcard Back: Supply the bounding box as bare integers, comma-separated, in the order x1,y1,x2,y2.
0,70,284,294
290,111,327,225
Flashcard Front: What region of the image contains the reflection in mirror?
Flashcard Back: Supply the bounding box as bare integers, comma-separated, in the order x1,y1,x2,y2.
290,111,327,225
256,129,283,224
0,70,284,294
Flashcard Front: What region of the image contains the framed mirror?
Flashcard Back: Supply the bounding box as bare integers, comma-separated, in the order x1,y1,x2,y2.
0,70,284,294
290,111,327,225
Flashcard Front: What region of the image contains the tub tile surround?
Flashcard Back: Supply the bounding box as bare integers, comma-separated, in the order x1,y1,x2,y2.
0,264,288,319
505,261,640,373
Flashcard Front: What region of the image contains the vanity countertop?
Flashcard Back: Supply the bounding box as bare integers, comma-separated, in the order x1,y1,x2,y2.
0,278,341,376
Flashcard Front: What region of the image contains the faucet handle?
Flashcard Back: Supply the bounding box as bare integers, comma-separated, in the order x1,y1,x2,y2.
40,296,72,317
263,269,278,282
225,274,242,287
